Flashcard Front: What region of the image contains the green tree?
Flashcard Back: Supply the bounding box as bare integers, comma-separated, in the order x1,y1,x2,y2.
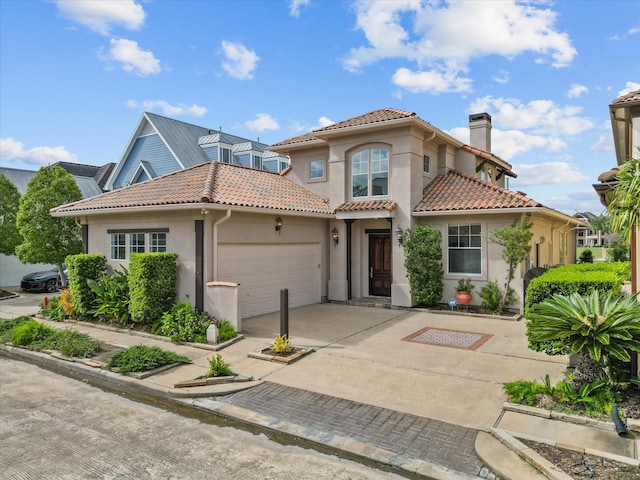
607,159,640,243
0,173,22,255
527,290,640,389
489,216,533,314
16,166,82,286
402,225,443,306
589,214,615,247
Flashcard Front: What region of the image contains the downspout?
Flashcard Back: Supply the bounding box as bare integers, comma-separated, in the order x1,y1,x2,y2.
213,209,232,280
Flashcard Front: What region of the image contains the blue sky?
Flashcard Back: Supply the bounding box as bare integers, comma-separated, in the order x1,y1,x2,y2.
1,0,638,216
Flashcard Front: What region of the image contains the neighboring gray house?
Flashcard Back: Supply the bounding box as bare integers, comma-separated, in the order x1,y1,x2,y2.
104,112,290,191
0,162,114,287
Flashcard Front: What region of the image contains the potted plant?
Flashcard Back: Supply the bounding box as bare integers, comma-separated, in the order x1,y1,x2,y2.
455,278,474,305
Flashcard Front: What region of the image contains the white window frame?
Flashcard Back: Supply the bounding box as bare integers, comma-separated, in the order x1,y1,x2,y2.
447,223,482,275
351,146,389,198
108,230,168,260
423,154,431,174
309,159,326,180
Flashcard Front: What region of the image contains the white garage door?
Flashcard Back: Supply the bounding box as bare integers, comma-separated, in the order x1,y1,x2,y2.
218,243,321,318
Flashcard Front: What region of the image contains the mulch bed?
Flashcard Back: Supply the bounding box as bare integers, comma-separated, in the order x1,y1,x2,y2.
521,439,640,479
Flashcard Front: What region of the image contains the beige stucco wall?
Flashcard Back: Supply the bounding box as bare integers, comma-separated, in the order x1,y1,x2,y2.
80,208,330,312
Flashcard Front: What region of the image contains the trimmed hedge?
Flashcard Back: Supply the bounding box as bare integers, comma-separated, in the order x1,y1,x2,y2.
129,252,178,324
525,264,625,316
65,254,107,318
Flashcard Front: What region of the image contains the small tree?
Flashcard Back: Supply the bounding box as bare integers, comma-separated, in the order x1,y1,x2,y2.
16,166,82,286
489,216,533,314
402,225,443,306
589,214,615,247
0,173,22,255
578,249,594,263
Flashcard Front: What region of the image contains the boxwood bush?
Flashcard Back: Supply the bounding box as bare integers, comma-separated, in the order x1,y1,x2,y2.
129,253,178,324
66,254,107,319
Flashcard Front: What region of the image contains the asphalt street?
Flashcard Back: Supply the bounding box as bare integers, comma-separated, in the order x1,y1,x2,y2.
0,357,408,480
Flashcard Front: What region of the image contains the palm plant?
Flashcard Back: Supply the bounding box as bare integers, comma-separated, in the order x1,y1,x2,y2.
607,158,640,243
527,290,640,388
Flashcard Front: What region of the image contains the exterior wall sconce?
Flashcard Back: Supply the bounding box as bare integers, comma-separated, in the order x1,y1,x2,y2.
395,225,404,244
539,235,545,244
275,217,283,233
331,227,339,245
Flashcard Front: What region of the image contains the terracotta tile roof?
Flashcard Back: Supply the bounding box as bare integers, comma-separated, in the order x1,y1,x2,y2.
52,162,332,215
611,89,640,106
414,170,540,213
336,199,397,212
271,108,422,149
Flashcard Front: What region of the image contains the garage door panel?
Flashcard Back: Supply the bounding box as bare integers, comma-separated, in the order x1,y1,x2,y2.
218,244,320,318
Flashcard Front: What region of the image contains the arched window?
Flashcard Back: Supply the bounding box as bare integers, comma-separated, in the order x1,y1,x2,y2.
351,147,389,197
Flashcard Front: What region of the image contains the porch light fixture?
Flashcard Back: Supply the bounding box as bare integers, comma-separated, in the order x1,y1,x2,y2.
539,235,545,244
395,225,404,245
275,217,283,233
331,227,339,245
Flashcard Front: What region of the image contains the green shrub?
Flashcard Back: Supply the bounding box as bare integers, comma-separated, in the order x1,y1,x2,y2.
87,267,130,324
608,242,630,262
43,296,66,321
66,254,107,319
271,334,292,354
106,345,189,373
129,253,178,324
10,320,56,346
402,225,443,306
43,329,101,358
578,249,594,263
478,281,501,314
160,302,213,343
216,319,236,342
0,316,31,342
206,353,234,377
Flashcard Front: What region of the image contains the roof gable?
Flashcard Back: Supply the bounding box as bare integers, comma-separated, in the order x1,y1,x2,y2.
415,170,540,213
52,161,332,216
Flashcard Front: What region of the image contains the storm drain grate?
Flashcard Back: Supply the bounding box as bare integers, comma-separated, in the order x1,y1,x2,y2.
402,327,492,351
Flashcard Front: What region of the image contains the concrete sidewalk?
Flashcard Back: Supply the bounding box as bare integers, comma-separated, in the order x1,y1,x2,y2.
1,290,637,479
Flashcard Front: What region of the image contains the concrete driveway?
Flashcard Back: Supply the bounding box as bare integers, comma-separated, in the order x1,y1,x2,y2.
225,303,569,432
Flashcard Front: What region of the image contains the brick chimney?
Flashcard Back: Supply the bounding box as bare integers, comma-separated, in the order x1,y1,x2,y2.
469,113,491,152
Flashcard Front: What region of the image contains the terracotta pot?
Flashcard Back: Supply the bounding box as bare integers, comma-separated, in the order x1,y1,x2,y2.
456,291,472,305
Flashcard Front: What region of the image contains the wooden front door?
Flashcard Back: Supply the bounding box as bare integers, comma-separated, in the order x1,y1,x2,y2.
369,234,391,296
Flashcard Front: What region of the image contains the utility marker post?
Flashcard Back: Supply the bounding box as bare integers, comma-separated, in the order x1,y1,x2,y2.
280,288,289,338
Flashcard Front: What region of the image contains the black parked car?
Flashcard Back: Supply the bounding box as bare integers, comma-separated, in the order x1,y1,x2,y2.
20,267,67,293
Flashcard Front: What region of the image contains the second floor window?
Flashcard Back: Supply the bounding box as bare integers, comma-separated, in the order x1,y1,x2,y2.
352,147,389,197
310,159,325,180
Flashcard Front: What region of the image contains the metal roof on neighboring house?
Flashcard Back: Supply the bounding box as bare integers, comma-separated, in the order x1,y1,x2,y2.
0,166,107,199
52,161,333,216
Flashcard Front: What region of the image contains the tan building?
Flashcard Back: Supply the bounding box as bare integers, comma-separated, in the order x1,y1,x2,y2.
52,108,584,328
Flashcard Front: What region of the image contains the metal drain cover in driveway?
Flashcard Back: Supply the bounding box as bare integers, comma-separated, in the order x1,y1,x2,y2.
402,327,492,351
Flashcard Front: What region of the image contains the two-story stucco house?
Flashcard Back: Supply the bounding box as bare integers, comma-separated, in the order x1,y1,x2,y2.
52,108,583,329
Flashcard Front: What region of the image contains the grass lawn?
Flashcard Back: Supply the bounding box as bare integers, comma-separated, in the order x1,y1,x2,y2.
577,246,607,260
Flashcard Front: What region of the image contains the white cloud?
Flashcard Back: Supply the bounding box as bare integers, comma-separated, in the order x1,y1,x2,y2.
511,162,588,186
469,96,594,136
244,113,279,132
289,0,310,18
126,100,207,116
492,70,509,85
391,67,472,94
590,134,613,153
220,40,260,80
568,84,588,98
100,38,162,76
343,0,577,93
619,81,640,96
0,137,77,166
56,0,145,35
